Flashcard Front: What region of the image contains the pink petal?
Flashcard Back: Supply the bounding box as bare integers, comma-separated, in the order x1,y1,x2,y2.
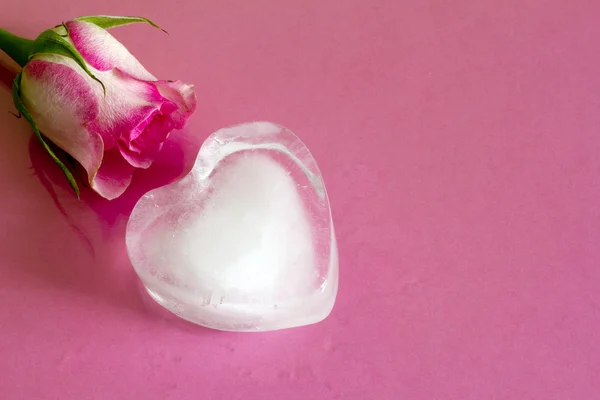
90,148,135,200
117,103,176,169
154,80,197,128
88,68,167,150
66,20,155,81
21,55,104,186
89,69,188,170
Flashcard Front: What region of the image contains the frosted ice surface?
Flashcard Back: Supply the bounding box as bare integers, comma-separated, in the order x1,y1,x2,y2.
146,153,315,298
126,122,338,332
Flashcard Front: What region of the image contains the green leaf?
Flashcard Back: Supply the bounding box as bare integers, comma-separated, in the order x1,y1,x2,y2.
30,29,106,95
74,15,167,33
12,71,80,199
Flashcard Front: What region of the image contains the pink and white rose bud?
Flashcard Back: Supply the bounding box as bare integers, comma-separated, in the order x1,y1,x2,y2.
19,20,196,199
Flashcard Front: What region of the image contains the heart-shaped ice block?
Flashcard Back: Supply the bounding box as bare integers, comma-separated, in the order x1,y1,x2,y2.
126,122,338,331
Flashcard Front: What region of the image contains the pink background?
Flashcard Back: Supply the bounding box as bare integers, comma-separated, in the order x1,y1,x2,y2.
1,1,600,399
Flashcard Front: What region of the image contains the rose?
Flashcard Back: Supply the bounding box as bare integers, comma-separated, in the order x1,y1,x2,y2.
1,16,197,199
21,21,197,199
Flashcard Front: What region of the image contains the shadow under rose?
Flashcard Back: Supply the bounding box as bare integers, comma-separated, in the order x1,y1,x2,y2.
26,128,205,319
0,61,14,90
29,128,203,226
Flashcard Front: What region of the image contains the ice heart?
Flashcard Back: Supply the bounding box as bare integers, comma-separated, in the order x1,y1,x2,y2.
126,122,338,331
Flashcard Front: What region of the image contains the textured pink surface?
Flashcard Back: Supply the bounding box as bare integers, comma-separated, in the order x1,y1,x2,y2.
1,1,600,399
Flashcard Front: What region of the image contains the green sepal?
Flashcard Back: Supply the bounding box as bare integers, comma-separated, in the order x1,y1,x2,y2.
30,29,106,95
56,22,70,37
74,15,167,33
12,71,80,199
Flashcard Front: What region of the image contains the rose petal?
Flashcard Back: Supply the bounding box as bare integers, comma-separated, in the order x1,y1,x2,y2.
154,80,197,128
117,104,177,169
91,147,135,200
88,68,167,150
21,55,104,185
66,20,155,81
